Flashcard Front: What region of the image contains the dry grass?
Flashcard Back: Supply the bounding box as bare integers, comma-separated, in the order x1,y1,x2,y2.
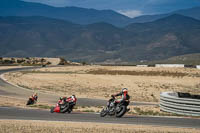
0,95,54,110
88,69,188,77
0,120,199,133
128,105,182,116
0,95,28,107
0,66,28,70
4,66,200,102
75,105,180,116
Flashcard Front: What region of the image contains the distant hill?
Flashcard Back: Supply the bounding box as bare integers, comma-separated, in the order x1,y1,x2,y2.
168,53,200,60
0,0,130,27
145,53,200,65
173,6,200,20
165,53,200,65
131,6,200,23
0,15,200,63
1,0,200,27
123,14,200,61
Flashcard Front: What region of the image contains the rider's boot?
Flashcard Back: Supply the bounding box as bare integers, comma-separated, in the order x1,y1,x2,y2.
127,108,130,112
68,108,72,113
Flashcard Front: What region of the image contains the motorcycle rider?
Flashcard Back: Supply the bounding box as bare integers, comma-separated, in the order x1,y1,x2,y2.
112,88,129,102
110,88,130,111
59,95,77,110
67,95,77,105
26,92,38,105
30,92,38,102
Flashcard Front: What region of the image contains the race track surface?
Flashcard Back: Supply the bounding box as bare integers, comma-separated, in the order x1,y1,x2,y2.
0,67,157,106
0,106,200,128
1,66,199,128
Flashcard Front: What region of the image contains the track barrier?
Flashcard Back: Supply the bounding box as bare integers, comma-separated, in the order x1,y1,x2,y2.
160,92,200,116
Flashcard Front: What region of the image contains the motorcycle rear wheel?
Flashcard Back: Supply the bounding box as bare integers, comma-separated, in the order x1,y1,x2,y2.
100,108,107,117
67,110,72,113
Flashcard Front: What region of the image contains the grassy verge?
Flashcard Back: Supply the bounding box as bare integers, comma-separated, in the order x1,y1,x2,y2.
28,104,53,110
20,69,196,77
129,107,179,117
20,71,85,74
76,105,197,117
0,95,195,118
0,95,53,110
88,69,199,77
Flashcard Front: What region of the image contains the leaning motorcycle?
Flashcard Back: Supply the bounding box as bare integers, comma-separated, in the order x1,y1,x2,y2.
50,98,75,113
26,96,37,105
100,96,130,118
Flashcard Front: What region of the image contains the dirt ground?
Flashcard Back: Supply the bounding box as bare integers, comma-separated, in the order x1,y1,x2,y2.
0,120,199,133
0,66,28,70
0,95,26,107
0,95,54,110
3,66,200,102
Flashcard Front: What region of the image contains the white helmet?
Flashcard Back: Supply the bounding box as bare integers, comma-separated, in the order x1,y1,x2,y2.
122,88,128,92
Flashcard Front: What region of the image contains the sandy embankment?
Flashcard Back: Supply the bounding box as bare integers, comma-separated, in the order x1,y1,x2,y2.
0,66,28,70
4,66,200,102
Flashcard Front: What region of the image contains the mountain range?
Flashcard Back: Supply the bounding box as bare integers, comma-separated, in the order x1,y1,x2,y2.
131,6,200,23
0,14,200,63
0,0,130,27
0,0,200,63
1,0,200,27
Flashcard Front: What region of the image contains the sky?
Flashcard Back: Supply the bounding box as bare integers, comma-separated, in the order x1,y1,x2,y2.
23,0,200,18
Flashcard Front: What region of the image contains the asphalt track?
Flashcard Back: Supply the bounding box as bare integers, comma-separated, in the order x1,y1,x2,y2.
0,67,200,128
0,106,200,128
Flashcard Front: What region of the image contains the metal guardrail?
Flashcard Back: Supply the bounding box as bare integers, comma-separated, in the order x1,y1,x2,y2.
160,92,200,116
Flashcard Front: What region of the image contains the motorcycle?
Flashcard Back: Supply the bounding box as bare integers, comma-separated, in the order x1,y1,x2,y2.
100,96,130,118
50,98,76,113
26,96,37,105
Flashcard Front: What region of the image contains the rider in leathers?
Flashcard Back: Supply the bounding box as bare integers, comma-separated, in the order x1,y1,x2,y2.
112,88,129,103
109,88,130,111
59,95,77,111
30,93,38,102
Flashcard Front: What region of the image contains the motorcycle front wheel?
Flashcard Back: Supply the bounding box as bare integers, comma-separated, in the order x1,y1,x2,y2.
100,108,107,117
60,103,69,113
115,105,126,118
26,99,33,105
50,107,55,113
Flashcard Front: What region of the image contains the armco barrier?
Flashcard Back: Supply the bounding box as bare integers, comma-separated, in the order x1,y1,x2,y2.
160,92,200,116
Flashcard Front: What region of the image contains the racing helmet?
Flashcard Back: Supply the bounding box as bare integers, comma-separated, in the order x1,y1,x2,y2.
122,88,128,93
33,92,37,97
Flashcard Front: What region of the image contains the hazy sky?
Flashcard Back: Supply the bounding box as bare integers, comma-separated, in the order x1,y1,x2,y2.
23,0,200,18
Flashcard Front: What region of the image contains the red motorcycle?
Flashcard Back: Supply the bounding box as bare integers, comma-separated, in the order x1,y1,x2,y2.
26,94,38,105
50,96,76,113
